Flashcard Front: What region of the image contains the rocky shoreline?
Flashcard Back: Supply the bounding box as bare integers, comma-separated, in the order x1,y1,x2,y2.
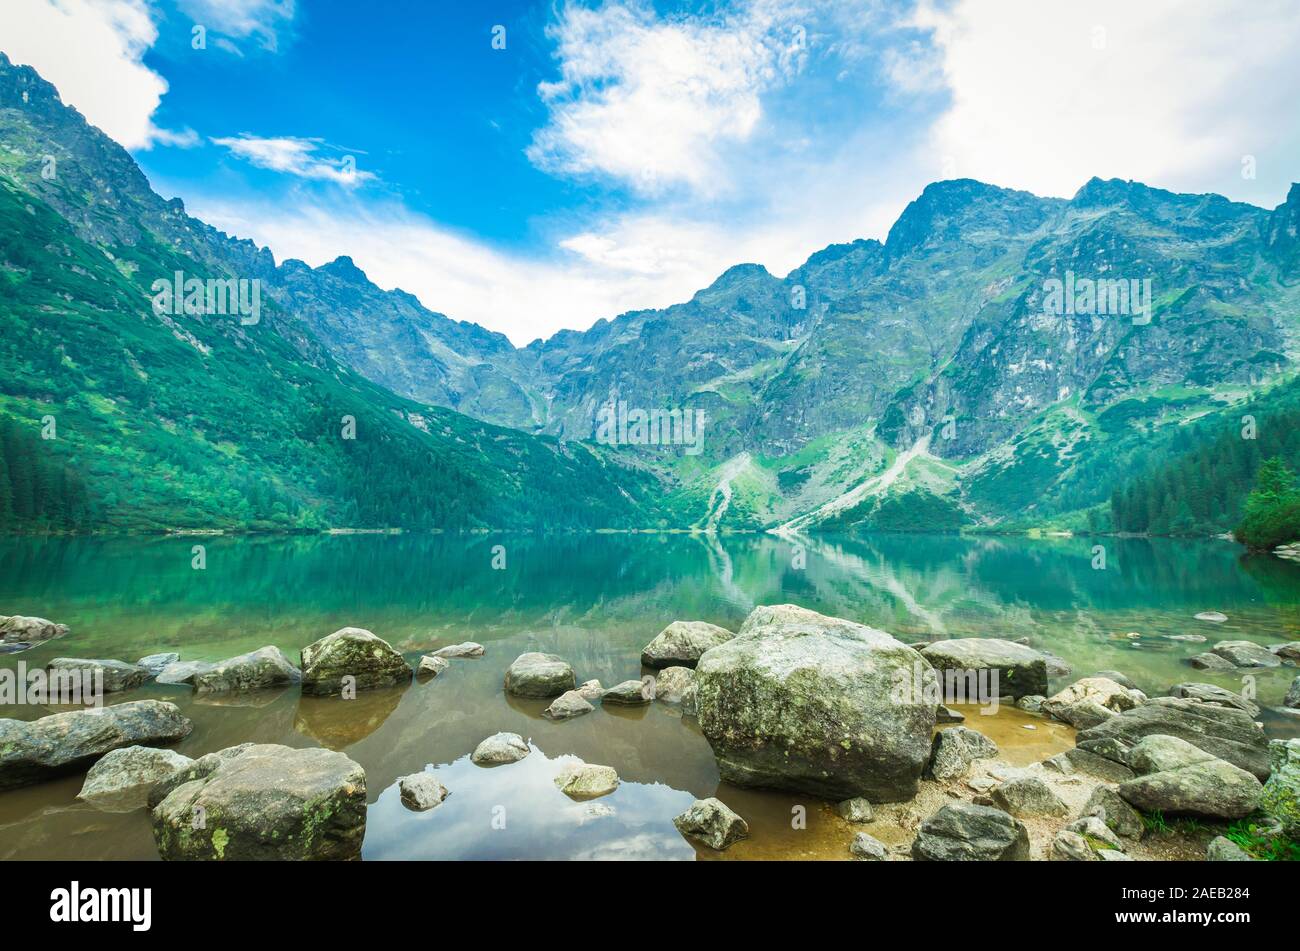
0,606,1297,860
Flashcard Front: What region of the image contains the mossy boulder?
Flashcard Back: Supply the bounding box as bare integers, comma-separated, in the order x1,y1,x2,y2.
300,627,410,696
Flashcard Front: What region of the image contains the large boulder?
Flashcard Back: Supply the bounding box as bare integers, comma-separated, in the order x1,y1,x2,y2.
919,638,1048,698
300,627,410,696
151,744,367,860
1167,682,1259,717
503,652,576,698
0,701,193,791
1075,697,1270,780
1210,640,1281,668
1041,677,1139,727
672,797,748,850
1119,758,1264,819
1259,738,1299,835
77,745,194,812
990,775,1069,817
147,743,256,809
912,802,1030,861
640,621,735,668
0,615,68,647
192,646,301,694
695,604,936,801
45,657,150,694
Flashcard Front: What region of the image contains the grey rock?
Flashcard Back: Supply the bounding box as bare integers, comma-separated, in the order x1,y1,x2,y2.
416,654,450,677
0,700,193,791
947,726,998,759
554,762,619,799
1119,759,1264,819
503,652,576,698
1168,682,1260,717
1128,734,1219,775
920,638,1048,698
471,732,530,766
1043,748,1135,783
136,653,180,675
935,704,965,723
1075,697,1270,780
1096,670,1138,690
1259,737,1299,835
155,660,214,685
1041,677,1139,728
1188,652,1237,672
641,620,736,668
1271,642,1300,662
673,797,748,850
430,642,483,658
46,657,150,693
850,832,888,860
1099,849,1135,861
1016,695,1045,713
300,627,410,695
652,666,696,708
147,743,256,810
398,772,448,811
1051,830,1099,861
1210,640,1281,668
912,802,1030,861
1082,785,1145,839
1206,835,1254,861
990,775,1069,817
576,679,605,701
926,732,975,782
835,797,875,822
0,615,68,645
1067,814,1124,851
77,745,194,812
602,677,654,705
543,690,594,720
1195,612,1228,623
192,646,301,693
1285,676,1299,710
150,743,366,860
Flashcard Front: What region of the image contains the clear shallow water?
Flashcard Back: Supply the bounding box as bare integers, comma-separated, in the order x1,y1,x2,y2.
1,532,1297,860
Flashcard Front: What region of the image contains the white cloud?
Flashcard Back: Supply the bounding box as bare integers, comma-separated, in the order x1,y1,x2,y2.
907,0,1300,203
0,0,188,149
527,0,812,196
211,134,375,187
177,0,295,52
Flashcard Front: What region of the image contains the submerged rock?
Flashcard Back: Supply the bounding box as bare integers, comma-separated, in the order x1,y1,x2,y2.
0,615,68,646
398,772,449,811
1194,612,1228,623
990,775,1068,818
554,762,619,799
602,678,654,705
0,700,193,791
192,646,301,694
77,745,194,812
503,652,576,698
46,657,150,693
416,655,450,678
673,797,748,850
640,620,735,668
1075,697,1270,780
1210,640,1281,668
1119,758,1263,819
1096,670,1138,690
471,732,530,766
920,638,1048,698
136,653,180,676
151,743,366,860
1188,652,1237,672
543,690,594,720
156,660,214,685
912,802,1030,861
431,642,483,658
850,832,888,860
300,627,411,696
696,605,937,802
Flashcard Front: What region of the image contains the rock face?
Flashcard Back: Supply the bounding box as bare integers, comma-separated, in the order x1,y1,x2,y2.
46,657,150,693
503,652,576,698
912,802,1030,861
1074,697,1270,780
1167,682,1259,716
554,762,620,799
0,700,193,791
696,605,937,802
431,642,483,658
990,775,1069,817
640,621,736,668
136,653,180,675
919,638,1048,698
471,732,530,766
672,797,749,850
543,690,594,720
602,678,654,705
1041,677,1139,727
151,744,367,860
398,773,449,811
300,627,411,696
1118,759,1263,819
1210,640,1281,668
0,615,68,646
192,646,301,694
77,745,194,812
1259,737,1299,835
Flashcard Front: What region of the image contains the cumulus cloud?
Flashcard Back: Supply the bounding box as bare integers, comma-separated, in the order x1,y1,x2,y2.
211,134,375,187
177,0,295,53
0,0,189,150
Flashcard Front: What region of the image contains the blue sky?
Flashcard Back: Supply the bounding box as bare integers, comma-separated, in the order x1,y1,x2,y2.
3,0,1299,343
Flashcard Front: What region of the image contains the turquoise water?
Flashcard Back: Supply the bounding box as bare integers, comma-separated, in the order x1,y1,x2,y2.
0,532,1297,859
